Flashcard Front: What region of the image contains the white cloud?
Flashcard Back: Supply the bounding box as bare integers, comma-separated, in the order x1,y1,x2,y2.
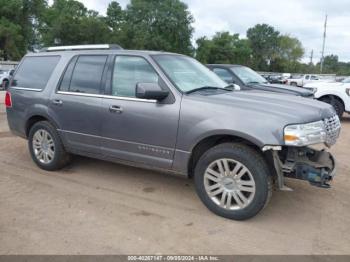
76,0,350,62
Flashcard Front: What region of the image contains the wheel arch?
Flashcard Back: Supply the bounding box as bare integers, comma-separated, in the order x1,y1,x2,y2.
25,114,60,138
318,94,345,107
187,133,266,178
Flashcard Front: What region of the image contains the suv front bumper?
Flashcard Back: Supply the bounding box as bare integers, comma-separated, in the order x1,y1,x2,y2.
272,147,336,189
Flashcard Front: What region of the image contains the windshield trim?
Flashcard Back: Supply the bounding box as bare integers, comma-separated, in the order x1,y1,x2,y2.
151,54,228,94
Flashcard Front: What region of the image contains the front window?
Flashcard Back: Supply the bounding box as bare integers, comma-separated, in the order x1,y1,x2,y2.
112,56,158,98
230,66,267,85
152,55,227,93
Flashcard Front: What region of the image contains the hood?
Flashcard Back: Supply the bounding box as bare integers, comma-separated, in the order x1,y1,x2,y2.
249,83,314,97
187,89,335,124
305,81,349,89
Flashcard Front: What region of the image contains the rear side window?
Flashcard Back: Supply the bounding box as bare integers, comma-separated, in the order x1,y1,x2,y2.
60,55,107,94
12,56,60,90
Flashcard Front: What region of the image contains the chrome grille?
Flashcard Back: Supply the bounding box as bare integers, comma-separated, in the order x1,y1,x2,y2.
324,115,341,146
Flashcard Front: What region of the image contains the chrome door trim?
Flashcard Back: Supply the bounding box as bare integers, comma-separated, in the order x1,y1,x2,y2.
10,86,42,92
57,91,157,103
58,129,174,151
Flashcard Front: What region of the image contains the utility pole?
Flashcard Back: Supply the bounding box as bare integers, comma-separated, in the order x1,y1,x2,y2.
310,49,314,64
320,14,328,73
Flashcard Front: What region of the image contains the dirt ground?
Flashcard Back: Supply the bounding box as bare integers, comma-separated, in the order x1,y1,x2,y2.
0,91,349,255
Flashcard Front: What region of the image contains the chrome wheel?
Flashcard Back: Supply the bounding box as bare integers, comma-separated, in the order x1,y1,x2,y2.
204,158,256,210
32,129,55,164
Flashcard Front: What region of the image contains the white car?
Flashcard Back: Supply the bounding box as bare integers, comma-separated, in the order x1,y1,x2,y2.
304,77,350,118
287,74,335,87
0,69,14,89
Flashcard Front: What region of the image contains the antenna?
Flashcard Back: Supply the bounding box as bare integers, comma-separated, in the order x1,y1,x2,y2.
320,14,327,73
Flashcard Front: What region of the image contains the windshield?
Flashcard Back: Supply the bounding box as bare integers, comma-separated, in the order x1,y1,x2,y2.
342,77,350,83
231,66,267,85
152,55,227,93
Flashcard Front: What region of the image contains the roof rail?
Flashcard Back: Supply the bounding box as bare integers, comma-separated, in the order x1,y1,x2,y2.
42,44,123,52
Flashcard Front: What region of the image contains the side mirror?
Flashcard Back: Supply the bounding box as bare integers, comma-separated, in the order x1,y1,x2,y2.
232,84,241,91
136,83,169,101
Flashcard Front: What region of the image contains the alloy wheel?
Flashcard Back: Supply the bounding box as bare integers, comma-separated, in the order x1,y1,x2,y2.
204,158,256,210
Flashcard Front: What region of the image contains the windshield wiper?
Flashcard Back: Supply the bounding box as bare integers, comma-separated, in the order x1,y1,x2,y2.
185,86,225,94
246,81,261,85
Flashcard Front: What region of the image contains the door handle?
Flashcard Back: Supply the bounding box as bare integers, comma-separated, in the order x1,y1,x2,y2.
52,99,63,106
109,105,123,113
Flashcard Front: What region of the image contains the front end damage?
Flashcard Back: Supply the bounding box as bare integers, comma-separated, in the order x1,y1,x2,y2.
271,147,336,190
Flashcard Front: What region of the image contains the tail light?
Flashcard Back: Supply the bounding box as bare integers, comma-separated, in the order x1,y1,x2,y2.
5,91,12,108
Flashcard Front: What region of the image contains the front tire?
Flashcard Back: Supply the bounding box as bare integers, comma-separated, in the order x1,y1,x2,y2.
320,96,344,119
194,143,272,220
28,121,71,171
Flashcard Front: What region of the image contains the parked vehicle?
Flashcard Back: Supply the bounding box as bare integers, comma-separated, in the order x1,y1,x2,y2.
286,74,334,87
6,45,340,220
304,77,350,118
0,69,14,90
265,75,285,84
207,64,314,97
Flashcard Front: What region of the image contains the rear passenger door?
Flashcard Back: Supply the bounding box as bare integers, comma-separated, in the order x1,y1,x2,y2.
100,55,180,169
49,55,108,154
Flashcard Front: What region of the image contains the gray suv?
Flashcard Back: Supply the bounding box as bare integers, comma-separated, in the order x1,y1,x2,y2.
6,45,341,220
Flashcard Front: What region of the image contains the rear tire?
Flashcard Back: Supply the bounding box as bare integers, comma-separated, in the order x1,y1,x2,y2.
28,121,71,171
194,143,272,220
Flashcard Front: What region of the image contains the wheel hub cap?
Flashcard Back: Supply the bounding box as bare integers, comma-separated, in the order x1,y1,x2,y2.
32,129,55,164
204,158,256,210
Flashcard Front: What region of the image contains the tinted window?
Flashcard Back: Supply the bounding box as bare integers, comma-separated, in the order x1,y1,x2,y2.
58,56,78,92
305,75,310,80
70,55,107,94
213,68,233,83
112,56,158,97
12,56,60,90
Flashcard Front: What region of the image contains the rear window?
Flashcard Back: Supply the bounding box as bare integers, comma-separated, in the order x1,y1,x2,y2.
12,56,60,90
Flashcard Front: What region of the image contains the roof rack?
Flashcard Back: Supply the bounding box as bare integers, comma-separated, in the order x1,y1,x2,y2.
42,44,123,52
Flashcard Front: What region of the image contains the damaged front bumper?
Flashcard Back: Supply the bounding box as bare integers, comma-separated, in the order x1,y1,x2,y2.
271,147,336,190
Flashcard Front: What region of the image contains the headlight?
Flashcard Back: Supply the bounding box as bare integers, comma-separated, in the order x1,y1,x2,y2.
305,87,317,94
284,120,327,146
346,88,350,96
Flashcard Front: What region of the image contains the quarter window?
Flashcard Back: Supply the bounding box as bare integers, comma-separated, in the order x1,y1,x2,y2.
12,56,60,90
112,56,158,97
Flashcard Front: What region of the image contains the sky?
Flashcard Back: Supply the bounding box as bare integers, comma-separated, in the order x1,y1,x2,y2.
76,0,350,63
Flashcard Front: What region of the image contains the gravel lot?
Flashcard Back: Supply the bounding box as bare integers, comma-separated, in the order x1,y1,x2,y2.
0,91,349,255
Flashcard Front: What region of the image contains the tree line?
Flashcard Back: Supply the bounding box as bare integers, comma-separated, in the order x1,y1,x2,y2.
1,0,349,75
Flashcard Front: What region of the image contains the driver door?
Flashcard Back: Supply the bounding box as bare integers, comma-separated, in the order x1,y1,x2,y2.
100,55,180,169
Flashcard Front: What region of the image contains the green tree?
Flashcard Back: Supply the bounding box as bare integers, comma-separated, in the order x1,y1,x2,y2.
322,54,339,73
0,0,46,59
105,1,125,44
195,32,252,65
40,0,111,46
121,0,194,55
271,35,304,72
247,24,280,71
